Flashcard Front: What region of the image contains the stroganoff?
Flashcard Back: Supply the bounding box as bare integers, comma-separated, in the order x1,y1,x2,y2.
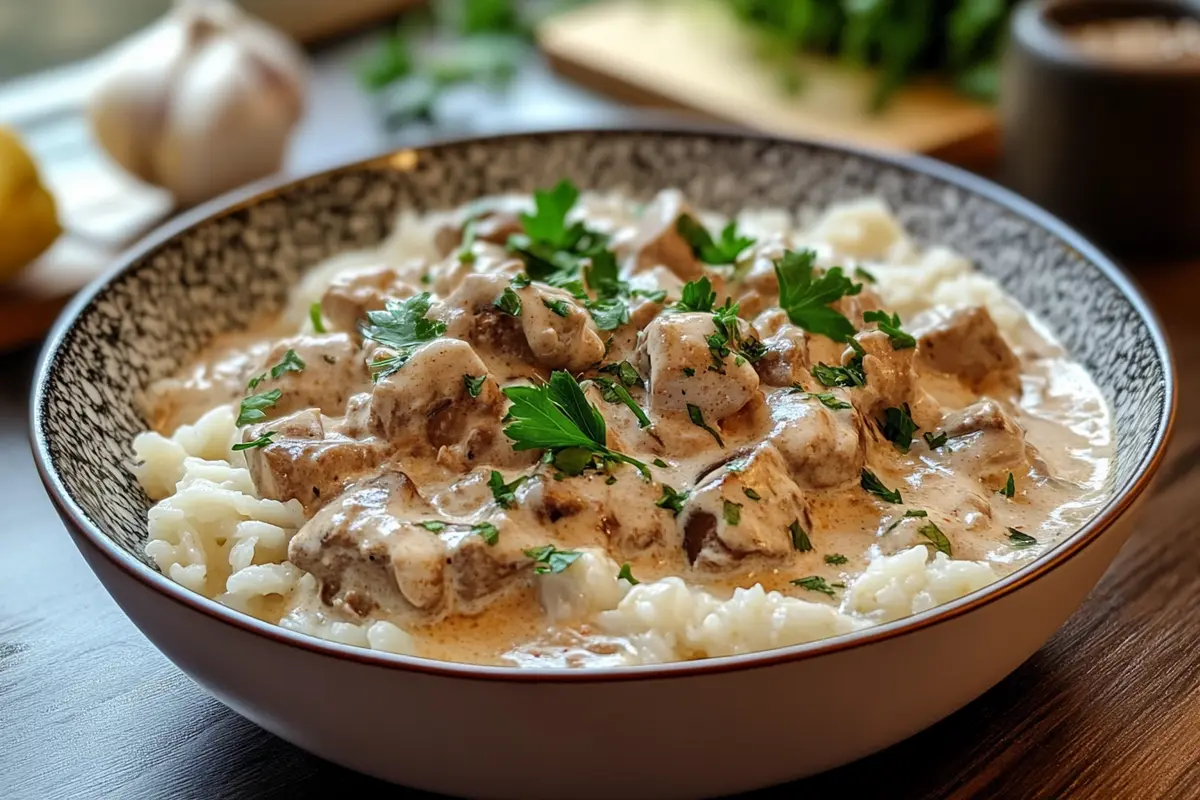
132,184,1113,667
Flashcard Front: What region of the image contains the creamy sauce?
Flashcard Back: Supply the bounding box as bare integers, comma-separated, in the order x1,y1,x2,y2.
142,190,1114,667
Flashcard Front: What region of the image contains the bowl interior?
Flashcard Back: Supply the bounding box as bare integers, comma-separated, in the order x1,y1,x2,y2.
34,129,1170,584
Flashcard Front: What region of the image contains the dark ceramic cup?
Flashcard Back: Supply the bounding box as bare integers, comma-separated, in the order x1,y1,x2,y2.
1002,0,1200,259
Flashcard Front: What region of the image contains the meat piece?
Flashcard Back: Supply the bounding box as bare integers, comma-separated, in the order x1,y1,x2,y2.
250,333,366,418
849,330,941,429
768,391,865,489
914,306,1022,396
680,444,807,570
434,210,523,256
321,264,418,332
624,189,705,280
940,400,1033,480
753,318,810,388
638,312,760,420
243,409,382,512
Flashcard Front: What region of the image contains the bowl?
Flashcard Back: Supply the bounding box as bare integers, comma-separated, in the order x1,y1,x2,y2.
30,127,1174,799
1002,0,1200,259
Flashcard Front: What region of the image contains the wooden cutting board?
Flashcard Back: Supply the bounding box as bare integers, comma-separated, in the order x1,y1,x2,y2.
538,0,999,165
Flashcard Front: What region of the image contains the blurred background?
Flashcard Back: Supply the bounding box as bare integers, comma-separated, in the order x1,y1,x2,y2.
1,0,1198,351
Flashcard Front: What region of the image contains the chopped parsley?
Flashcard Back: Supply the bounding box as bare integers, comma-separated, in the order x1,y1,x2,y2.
918,521,952,556
309,302,327,333
487,471,527,509
457,218,478,264
598,360,644,388
924,430,949,450
652,458,669,468
743,487,762,501
584,297,628,330
722,500,742,526
417,520,447,532
232,430,276,451
791,576,836,597
808,391,851,410
247,349,307,390
706,300,767,371
676,276,718,312
236,389,282,427
774,248,862,342
675,215,755,265
789,520,813,552
520,180,585,250
682,367,696,377
525,544,582,574
1007,527,1038,548
881,403,919,452
618,562,639,585
581,249,633,331
494,286,522,316
861,468,903,503
656,484,689,516
854,266,877,284
863,309,916,350
885,508,928,533
542,297,572,318
464,374,487,398
472,521,500,546
511,273,532,289
501,370,649,478
999,472,1016,498
810,339,867,388
359,293,447,379
687,403,724,448
593,377,651,428
824,553,848,565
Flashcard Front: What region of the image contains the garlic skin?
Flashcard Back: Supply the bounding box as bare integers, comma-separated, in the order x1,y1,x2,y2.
88,0,309,206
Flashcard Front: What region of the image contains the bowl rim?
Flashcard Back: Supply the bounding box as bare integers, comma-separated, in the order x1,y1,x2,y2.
30,123,1177,683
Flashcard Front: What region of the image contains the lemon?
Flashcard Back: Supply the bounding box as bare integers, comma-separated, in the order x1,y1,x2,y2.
0,126,61,280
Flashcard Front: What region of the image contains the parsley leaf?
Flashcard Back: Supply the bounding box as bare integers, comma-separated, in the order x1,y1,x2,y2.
791,576,836,596
525,544,582,574
472,521,500,546
861,468,903,503
495,286,522,316
417,520,447,532
743,487,762,501
774,249,862,342
584,297,629,330
885,508,928,533
863,309,916,350
542,297,572,318
232,430,277,451
487,470,527,509
881,404,919,452
359,293,447,379
707,299,766,370
918,521,953,556
1007,527,1038,547
598,360,644,388
824,553,848,565
581,250,638,331
676,276,718,312
309,302,327,333
464,374,487,398
789,520,813,551
854,266,878,284
687,403,724,447
656,484,689,516
236,389,282,427
520,180,583,249
675,215,755,264
810,391,851,410
999,472,1016,498
723,500,742,526
924,430,949,450
811,339,867,388
593,377,651,428
458,218,478,264
618,562,639,585
270,349,306,380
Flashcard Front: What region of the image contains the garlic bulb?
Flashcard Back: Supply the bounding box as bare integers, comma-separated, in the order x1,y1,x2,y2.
88,0,309,206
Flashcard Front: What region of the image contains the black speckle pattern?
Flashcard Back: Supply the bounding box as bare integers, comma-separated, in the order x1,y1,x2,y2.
34,131,1170,563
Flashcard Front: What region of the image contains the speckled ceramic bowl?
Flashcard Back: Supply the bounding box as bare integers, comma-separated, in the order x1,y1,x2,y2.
30,128,1174,799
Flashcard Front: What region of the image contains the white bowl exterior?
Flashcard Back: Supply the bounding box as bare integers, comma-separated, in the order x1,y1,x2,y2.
66,494,1146,799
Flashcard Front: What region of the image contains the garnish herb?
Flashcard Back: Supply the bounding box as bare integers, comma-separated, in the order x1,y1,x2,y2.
743,487,762,501
309,302,327,333
707,299,767,371
232,431,276,451
464,374,487,398
542,297,572,318
501,370,650,478
789,520,813,552
774,248,862,342
458,218,478,264
417,520,447,532
676,276,718,312
885,508,928,533
861,468,903,503
247,349,306,390
723,500,742,526
682,367,696,377
525,544,582,574
881,403,919,452
359,292,447,379
656,484,689,516
494,286,522,316
863,309,916,350
1007,527,1038,547
618,563,639,585
487,471,527,509
511,273,532,289
598,360,644,388
791,576,836,597
924,430,949,450
593,377,652,428
520,180,586,251
824,553,848,565
687,403,725,447
236,389,282,427
581,249,632,331
854,266,877,284
999,472,1016,498
675,215,755,265
811,339,867,388
472,521,500,546
918,521,953,556
808,391,851,410
652,458,669,468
